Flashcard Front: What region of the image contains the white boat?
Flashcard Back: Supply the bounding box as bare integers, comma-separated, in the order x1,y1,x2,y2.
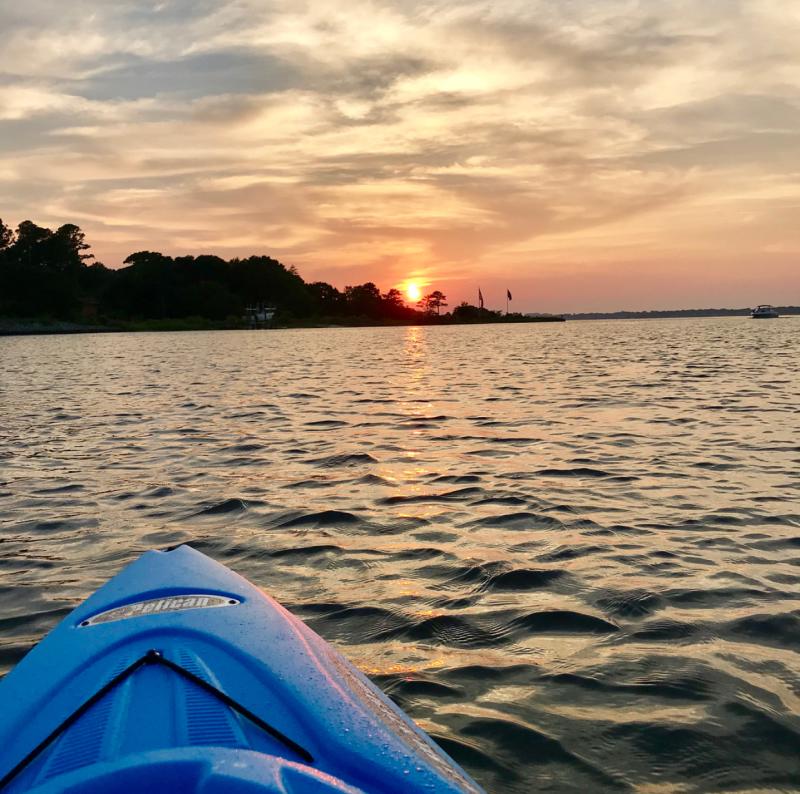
244,303,276,328
751,304,779,319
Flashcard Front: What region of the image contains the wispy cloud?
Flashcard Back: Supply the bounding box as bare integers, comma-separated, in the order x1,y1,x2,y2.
0,0,798,309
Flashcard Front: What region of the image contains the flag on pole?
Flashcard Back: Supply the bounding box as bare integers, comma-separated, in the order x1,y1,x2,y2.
478,288,484,309
507,289,512,301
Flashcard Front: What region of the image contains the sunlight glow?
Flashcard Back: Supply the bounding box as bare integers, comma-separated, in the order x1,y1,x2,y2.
406,282,421,302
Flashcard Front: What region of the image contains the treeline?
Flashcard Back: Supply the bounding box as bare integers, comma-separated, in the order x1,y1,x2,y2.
0,218,547,327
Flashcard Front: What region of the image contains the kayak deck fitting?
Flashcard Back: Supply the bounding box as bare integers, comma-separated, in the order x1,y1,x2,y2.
0,545,484,793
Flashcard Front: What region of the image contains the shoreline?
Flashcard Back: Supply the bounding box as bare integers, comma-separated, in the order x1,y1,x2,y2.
0,315,567,337
3,312,797,337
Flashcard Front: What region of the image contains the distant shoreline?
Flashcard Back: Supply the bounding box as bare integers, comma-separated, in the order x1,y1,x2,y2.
565,306,800,320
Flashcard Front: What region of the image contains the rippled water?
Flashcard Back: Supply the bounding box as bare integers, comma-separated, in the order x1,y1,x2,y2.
2,319,799,792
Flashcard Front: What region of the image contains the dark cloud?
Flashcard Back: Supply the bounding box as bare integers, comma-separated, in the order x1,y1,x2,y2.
638,130,800,172
303,144,476,185
307,53,438,99
640,93,800,141
77,50,300,101
448,13,714,85
0,116,81,155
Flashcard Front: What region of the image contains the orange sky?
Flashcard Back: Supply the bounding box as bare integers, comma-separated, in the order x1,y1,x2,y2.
1,1,798,311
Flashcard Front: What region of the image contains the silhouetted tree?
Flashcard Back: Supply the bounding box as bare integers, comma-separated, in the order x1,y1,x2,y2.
382,288,404,307
81,261,111,293
0,221,98,317
451,302,503,323
380,287,418,321
452,301,480,321
0,219,13,250
11,221,52,268
419,290,447,316
308,281,344,316
345,282,382,318
104,251,175,318
47,224,94,272
229,255,312,318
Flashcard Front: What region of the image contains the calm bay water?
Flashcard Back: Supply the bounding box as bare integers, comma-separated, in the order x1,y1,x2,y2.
1,319,799,792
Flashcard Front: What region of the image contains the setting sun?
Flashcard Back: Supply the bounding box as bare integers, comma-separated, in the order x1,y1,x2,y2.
405,282,421,302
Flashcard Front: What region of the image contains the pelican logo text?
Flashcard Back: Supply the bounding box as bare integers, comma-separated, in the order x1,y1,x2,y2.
80,594,239,627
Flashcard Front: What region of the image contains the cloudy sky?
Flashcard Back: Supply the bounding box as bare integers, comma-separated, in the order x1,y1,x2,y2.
1,0,798,311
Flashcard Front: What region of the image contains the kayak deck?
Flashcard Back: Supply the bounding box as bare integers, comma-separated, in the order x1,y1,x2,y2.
0,546,483,793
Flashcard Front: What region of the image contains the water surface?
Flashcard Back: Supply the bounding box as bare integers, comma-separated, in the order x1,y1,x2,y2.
1,319,799,792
